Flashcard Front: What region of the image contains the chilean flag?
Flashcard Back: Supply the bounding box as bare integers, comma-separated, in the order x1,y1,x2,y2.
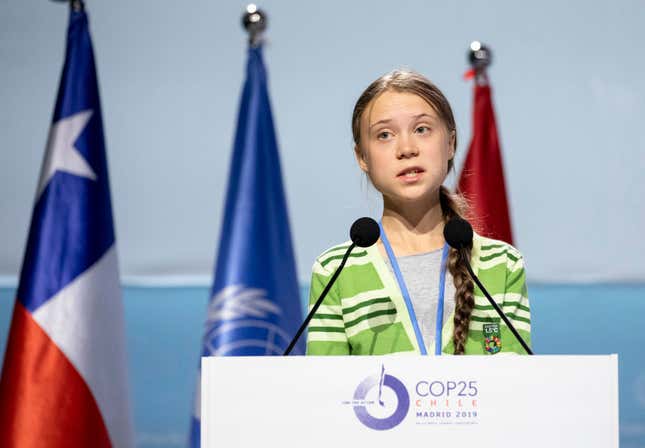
0,7,134,448
458,76,514,245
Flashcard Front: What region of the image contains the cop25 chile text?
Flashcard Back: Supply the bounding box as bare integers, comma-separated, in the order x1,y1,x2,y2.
414,380,478,414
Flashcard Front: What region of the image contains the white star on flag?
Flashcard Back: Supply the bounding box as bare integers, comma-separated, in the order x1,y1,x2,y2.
37,109,97,198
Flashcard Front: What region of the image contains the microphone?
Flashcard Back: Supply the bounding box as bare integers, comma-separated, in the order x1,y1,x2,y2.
283,217,380,355
443,216,473,250
349,217,381,248
443,217,533,355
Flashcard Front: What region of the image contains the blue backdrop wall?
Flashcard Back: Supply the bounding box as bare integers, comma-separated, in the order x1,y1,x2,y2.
2,0,645,284
1,284,643,447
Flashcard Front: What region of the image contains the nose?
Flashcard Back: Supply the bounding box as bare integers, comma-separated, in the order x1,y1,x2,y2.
396,135,419,159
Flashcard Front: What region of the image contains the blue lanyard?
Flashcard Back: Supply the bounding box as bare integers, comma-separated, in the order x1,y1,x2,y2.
379,222,449,355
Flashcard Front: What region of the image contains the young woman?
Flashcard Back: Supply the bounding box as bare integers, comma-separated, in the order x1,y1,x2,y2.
306,70,531,356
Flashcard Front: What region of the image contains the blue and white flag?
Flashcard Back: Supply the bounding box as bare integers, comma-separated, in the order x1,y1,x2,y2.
189,45,304,446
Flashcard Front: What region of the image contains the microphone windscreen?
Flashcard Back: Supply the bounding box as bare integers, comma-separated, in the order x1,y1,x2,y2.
350,217,380,248
443,217,474,250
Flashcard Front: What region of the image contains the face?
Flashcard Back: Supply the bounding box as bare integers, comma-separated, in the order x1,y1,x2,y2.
355,90,455,206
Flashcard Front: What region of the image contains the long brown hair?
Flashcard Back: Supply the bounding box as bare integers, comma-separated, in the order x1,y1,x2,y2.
351,69,475,354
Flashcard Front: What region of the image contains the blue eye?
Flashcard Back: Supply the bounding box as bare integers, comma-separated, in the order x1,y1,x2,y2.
377,131,392,140
416,126,430,134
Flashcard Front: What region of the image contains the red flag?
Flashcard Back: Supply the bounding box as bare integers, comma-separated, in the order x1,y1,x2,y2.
458,78,514,244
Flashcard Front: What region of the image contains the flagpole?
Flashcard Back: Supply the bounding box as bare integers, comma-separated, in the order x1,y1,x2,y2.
50,0,84,12
468,41,492,85
242,3,267,47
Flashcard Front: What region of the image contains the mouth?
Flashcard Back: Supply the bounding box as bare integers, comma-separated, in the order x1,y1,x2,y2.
397,167,425,179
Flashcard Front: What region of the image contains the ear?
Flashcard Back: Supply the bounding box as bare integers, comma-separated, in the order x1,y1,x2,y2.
354,145,369,173
448,130,456,159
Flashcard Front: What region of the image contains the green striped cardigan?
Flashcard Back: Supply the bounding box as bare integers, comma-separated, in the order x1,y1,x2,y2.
306,233,531,356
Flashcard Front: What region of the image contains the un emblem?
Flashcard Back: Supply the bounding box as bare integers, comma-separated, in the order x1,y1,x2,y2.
203,284,292,355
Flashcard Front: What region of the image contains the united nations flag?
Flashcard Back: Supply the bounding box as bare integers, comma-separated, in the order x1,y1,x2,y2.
189,44,304,447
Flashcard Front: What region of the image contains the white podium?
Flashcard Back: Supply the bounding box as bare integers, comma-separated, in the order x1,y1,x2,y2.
201,355,618,448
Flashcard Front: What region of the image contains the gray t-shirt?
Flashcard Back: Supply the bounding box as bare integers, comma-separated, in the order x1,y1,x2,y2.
383,248,456,351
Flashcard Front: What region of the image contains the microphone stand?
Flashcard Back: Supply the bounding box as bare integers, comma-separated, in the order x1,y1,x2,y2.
283,243,356,356
459,248,533,355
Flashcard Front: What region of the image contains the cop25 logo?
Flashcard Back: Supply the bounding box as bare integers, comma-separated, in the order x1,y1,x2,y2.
353,365,409,430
